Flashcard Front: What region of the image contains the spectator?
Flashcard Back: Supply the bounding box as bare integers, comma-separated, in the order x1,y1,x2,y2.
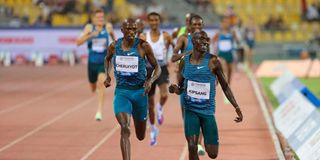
264,15,285,31
275,15,285,30
33,15,47,26
5,6,14,17
84,0,92,13
306,3,319,21
60,0,76,14
45,12,53,26
264,15,275,30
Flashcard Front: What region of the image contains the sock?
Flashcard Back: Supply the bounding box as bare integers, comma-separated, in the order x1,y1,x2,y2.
157,103,163,112
151,125,157,131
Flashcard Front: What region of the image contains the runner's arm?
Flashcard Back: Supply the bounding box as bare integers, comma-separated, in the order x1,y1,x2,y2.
212,56,238,108
211,56,243,122
177,58,185,94
169,58,185,95
163,32,175,63
232,30,240,46
143,41,161,84
139,33,146,41
104,41,116,87
106,22,116,42
171,35,186,62
76,24,94,46
171,27,180,39
164,32,175,49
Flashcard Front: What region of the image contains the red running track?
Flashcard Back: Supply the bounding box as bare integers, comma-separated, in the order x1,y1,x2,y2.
0,65,278,160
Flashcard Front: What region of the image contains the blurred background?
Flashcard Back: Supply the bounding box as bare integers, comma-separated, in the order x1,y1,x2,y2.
0,0,319,65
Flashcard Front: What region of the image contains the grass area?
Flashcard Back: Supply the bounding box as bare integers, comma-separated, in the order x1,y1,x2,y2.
260,77,320,109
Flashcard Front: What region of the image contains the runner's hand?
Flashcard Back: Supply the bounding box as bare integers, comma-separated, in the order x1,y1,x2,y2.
168,84,179,94
143,80,152,95
234,107,243,123
104,76,111,88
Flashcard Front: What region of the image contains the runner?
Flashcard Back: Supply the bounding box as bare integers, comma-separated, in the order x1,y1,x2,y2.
104,18,161,160
76,9,116,121
136,18,145,39
212,18,240,85
244,16,257,68
171,14,207,155
169,30,243,160
142,12,174,146
171,13,195,40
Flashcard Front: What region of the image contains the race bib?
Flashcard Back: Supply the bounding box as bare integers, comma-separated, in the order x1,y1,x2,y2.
187,80,210,100
218,40,232,52
115,56,138,75
92,38,107,52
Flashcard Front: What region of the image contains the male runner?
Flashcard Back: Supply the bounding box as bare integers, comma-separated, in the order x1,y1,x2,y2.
212,18,240,85
142,12,174,146
104,19,161,160
135,18,145,39
76,9,116,121
171,13,195,39
169,31,243,160
171,14,206,155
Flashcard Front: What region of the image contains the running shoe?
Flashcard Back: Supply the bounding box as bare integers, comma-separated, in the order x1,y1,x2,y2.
150,127,159,146
197,144,206,156
95,112,102,121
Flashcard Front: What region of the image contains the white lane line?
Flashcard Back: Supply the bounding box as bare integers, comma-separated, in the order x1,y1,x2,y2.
0,80,85,115
0,97,94,153
179,142,188,160
247,69,285,160
80,125,120,160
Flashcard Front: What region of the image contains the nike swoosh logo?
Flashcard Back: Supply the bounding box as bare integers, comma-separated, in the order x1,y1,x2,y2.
127,52,135,56
197,66,205,69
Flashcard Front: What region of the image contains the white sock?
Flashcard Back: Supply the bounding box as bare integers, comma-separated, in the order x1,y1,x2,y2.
156,103,163,112
151,125,157,131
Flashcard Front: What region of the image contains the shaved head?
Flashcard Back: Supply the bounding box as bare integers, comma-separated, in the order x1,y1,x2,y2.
122,18,136,28
121,18,137,41
192,31,209,53
135,18,144,34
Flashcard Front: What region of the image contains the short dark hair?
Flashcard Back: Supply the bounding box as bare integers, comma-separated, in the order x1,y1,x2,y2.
93,9,104,15
147,12,161,21
189,14,203,24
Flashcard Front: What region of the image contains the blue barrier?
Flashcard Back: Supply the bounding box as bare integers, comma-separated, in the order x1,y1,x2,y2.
301,87,320,108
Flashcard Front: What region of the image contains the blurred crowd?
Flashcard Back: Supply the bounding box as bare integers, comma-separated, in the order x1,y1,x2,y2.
303,2,320,22
0,0,171,27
